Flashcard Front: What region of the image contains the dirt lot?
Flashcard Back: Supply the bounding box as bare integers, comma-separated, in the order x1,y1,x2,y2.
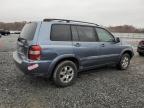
0,35,144,108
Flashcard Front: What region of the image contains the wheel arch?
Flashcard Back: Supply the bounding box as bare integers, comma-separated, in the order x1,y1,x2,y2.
121,49,134,59
47,55,80,78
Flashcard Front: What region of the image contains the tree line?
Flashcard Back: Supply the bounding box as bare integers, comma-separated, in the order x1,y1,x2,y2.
0,22,144,33
107,25,144,33
0,22,26,31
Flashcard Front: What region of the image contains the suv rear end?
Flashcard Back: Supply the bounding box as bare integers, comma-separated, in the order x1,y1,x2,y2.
13,22,52,77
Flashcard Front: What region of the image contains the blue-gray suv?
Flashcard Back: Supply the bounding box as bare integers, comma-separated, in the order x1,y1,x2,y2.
13,19,134,87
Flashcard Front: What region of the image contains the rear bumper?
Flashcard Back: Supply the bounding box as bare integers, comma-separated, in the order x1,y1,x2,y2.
13,51,52,78
137,46,144,53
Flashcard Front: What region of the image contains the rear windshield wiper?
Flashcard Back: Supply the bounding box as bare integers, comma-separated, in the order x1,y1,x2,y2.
17,37,28,46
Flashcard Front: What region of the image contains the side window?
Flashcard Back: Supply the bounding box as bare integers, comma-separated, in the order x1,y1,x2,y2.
96,28,114,42
51,24,71,41
72,26,97,42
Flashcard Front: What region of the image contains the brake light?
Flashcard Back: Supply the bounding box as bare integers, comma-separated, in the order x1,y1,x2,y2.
28,45,41,60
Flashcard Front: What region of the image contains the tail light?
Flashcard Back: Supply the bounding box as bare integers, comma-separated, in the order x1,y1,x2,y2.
139,41,144,46
28,45,41,60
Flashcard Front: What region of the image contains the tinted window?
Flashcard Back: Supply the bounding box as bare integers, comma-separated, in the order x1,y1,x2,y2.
76,26,97,42
96,28,114,42
71,26,79,41
51,25,71,41
20,23,37,41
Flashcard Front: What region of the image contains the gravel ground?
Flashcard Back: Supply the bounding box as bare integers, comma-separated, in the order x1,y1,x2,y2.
0,35,144,108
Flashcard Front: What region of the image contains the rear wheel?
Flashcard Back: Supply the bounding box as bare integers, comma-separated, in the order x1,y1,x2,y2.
53,61,78,87
117,53,130,70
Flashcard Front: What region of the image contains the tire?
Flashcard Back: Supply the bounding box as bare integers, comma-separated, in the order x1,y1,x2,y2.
53,60,78,87
117,53,131,70
139,52,144,56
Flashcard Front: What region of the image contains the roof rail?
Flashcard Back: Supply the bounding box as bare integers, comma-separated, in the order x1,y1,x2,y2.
43,18,99,26
43,19,70,23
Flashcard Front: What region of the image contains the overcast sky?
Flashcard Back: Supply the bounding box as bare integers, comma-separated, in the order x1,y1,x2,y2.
0,0,144,27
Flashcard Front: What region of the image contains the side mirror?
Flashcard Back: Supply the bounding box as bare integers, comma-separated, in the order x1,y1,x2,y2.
115,37,120,43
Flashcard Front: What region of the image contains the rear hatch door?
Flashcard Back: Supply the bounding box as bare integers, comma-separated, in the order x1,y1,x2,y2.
17,22,38,59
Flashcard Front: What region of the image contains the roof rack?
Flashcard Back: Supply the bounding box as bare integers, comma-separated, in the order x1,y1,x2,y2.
43,18,99,26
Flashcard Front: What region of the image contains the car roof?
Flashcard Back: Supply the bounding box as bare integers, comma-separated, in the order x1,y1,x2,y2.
27,19,104,28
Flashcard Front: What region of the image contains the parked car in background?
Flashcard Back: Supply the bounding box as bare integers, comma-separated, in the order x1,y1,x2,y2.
5,30,10,35
137,40,144,56
0,29,10,36
0,29,6,35
13,19,134,87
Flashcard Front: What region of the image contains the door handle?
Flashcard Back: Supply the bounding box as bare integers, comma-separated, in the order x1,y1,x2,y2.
100,44,105,47
74,43,81,47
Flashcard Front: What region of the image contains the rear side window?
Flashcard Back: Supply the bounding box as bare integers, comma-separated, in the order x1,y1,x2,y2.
20,23,37,41
51,25,71,41
73,26,97,42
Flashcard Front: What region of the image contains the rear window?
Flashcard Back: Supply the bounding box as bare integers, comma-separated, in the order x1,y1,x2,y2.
20,23,37,40
51,24,71,41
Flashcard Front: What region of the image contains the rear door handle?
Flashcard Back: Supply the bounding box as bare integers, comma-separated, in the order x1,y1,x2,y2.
74,43,81,47
100,44,105,47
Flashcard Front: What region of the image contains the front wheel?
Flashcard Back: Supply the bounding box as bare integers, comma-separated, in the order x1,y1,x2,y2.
53,61,78,87
117,53,131,70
